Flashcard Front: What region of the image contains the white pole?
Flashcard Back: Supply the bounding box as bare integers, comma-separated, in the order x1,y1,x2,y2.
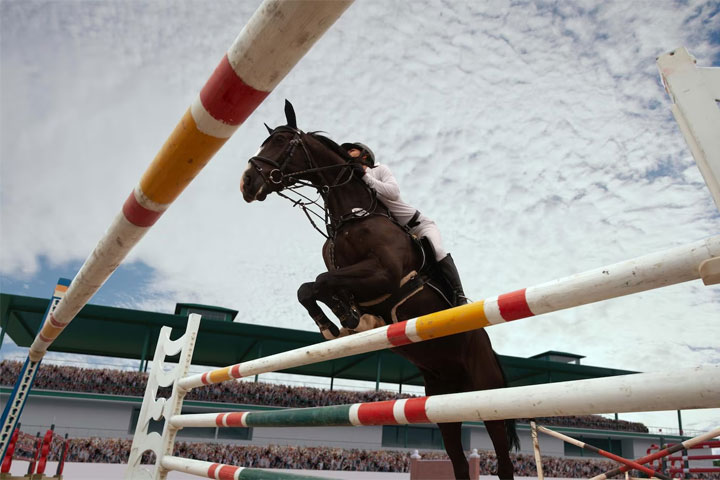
168,366,720,428
658,48,720,211
179,236,720,390
423,366,719,424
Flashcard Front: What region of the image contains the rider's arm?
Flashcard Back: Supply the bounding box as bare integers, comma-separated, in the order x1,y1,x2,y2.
363,165,400,200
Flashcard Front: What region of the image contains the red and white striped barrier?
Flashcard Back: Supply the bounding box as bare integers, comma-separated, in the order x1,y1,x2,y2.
161,455,335,480
27,0,353,363
169,367,720,429
590,428,720,480
667,439,720,478
179,235,720,390
669,468,720,474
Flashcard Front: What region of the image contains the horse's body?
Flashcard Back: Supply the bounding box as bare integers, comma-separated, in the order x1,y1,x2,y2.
240,102,517,479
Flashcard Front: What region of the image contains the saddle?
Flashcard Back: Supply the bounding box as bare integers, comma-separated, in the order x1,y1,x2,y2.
354,236,454,328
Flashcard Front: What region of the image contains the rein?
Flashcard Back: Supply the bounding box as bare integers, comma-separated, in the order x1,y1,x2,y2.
248,128,383,239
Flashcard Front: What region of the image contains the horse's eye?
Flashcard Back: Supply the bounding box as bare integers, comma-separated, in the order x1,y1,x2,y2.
271,136,287,146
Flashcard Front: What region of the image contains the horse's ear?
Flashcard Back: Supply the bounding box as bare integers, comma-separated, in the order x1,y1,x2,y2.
284,99,297,129
264,123,273,134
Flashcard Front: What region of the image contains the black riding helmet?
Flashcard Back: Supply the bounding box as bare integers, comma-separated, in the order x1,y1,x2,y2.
341,142,376,167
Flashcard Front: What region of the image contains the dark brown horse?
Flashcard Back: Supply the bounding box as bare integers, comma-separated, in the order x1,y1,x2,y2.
240,101,518,479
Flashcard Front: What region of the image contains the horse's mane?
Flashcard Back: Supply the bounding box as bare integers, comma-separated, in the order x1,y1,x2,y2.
307,131,353,163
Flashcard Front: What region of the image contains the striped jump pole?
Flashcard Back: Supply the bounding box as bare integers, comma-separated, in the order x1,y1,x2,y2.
169,366,720,429
179,236,720,390
668,467,720,474
589,426,720,480
665,440,720,449
27,0,353,363
668,454,720,461
535,426,670,479
161,456,337,480
0,279,68,462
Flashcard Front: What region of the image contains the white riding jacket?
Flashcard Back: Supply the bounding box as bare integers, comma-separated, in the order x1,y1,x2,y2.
363,164,447,261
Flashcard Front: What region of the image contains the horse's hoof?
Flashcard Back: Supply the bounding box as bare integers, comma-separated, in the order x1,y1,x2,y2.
319,322,340,340
321,329,338,340
327,322,340,337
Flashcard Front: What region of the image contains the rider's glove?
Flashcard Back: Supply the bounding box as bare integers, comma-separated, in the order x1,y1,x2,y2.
351,163,366,178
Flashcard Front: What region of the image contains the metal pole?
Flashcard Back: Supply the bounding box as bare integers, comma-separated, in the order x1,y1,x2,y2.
0,298,10,354
375,353,382,392
678,410,689,474
677,410,684,436
254,343,263,383
56,433,69,476
139,329,150,372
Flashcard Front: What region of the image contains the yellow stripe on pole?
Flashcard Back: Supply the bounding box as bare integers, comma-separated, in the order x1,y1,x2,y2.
38,323,64,341
414,301,489,340
139,109,227,205
209,366,233,384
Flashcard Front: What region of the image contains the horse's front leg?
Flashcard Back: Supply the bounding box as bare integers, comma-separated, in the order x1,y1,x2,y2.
299,258,398,337
297,282,341,340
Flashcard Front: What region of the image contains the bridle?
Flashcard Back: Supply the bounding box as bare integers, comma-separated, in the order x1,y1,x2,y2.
247,127,383,238
248,127,308,188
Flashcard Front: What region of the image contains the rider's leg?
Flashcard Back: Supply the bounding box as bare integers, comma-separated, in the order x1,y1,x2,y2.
437,253,468,305
411,218,468,306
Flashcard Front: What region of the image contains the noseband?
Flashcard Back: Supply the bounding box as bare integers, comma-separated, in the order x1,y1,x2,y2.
248,127,308,188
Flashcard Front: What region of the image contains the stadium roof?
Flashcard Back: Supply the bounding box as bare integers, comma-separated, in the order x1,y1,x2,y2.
0,293,636,388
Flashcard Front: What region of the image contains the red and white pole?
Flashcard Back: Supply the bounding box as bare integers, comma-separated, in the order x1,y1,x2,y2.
27,0,354,363
0,426,19,473
35,424,54,474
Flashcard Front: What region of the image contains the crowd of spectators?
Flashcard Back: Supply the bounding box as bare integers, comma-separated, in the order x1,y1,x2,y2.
0,360,649,433
10,433,719,479
3,359,714,479
518,415,648,433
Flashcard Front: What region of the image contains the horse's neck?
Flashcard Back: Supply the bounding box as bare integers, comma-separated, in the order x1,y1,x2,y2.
325,184,372,219
307,144,372,219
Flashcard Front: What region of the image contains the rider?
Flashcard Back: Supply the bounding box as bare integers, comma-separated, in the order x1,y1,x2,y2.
341,142,468,306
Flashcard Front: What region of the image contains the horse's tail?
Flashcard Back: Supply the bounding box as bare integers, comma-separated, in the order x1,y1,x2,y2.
493,350,521,451
505,419,521,452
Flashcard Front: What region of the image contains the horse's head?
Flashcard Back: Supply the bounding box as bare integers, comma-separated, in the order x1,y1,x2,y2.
240,100,309,202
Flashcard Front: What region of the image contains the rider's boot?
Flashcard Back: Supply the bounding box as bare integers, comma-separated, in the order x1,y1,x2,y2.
437,253,468,306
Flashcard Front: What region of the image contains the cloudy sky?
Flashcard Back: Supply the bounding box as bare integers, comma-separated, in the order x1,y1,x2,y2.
1,0,719,432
